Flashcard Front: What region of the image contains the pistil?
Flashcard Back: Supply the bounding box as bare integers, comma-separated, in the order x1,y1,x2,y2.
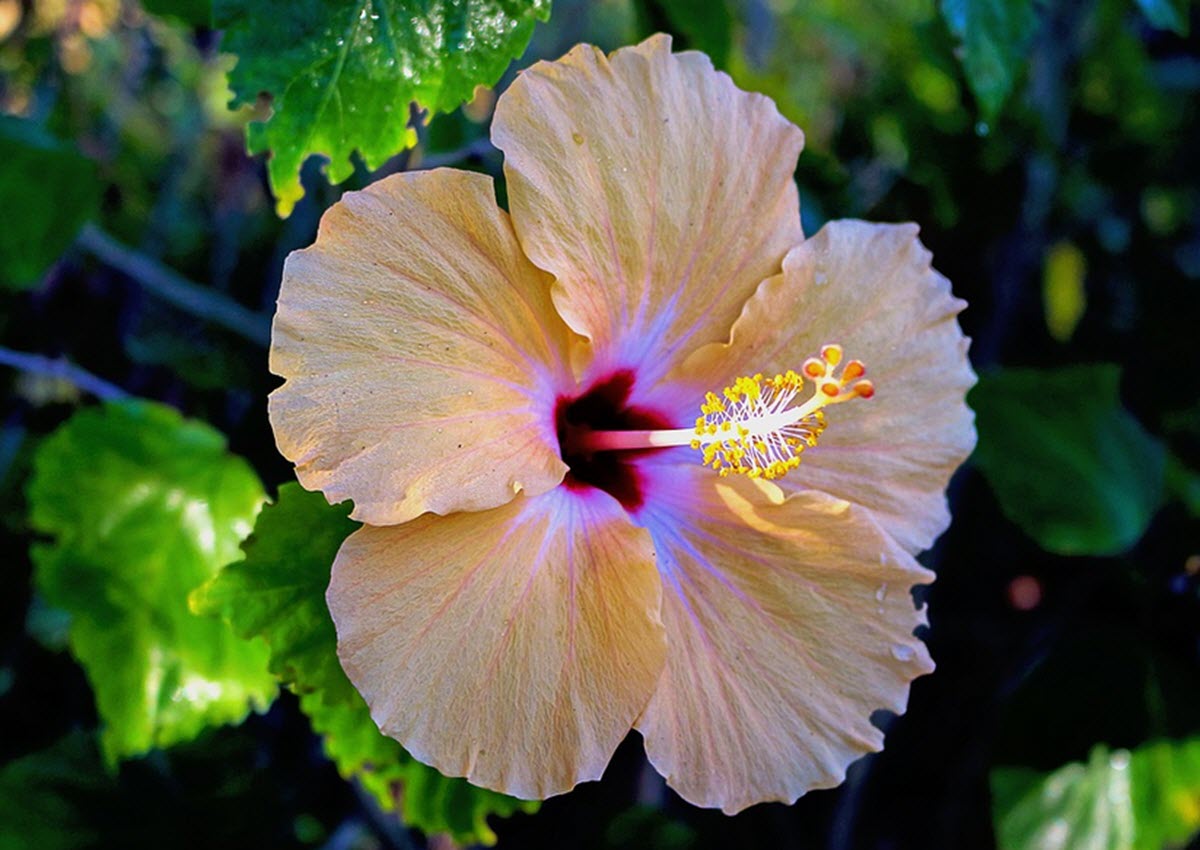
572,344,873,480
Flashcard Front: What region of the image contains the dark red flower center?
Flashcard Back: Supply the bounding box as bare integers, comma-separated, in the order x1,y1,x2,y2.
555,370,673,512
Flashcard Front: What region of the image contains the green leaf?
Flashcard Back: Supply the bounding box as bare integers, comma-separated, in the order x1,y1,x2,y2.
993,738,1200,850
940,0,1039,123
1166,455,1200,517
1134,0,1189,35
27,401,275,763
216,0,552,216
1129,739,1200,849
970,365,1166,556
301,691,538,845
0,118,101,291
650,0,732,68
196,482,538,843
0,734,109,850
191,482,358,703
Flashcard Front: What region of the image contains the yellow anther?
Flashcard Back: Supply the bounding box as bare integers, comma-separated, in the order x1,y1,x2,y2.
691,344,873,481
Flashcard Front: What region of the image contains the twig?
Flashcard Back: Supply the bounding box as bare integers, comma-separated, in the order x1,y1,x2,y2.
411,136,497,171
0,346,128,400
76,224,272,347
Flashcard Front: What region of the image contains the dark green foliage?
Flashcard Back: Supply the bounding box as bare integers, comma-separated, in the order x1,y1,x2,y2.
939,0,1039,124
645,0,732,68
0,729,338,850
970,365,1166,556
1134,0,1190,34
2,0,1198,847
0,734,107,850
141,0,213,26
217,0,551,215
0,118,100,291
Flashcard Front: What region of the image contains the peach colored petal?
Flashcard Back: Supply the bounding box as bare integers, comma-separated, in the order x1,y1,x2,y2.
328,487,666,800
672,220,976,553
269,169,575,525
492,34,804,388
633,463,934,813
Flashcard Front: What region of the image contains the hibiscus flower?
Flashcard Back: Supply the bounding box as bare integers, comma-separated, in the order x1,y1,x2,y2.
268,35,975,813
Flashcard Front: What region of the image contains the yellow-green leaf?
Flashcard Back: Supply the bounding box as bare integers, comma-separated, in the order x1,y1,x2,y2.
993,738,1200,850
1043,241,1087,342
27,401,275,763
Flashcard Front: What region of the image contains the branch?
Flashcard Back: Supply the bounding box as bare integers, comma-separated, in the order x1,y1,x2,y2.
410,136,496,170
0,347,128,400
77,225,271,347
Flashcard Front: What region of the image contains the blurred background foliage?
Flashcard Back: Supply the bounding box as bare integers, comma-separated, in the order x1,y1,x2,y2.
0,0,1198,847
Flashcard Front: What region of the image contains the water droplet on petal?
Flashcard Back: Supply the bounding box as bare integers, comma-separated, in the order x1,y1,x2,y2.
890,644,915,662
875,583,889,602
814,270,828,286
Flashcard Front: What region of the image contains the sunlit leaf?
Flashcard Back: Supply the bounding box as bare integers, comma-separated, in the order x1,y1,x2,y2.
940,0,1039,123
0,118,100,291
191,483,358,704
216,0,551,216
970,365,1166,556
1130,739,1200,849
196,482,538,843
27,401,275,763
1134,0,1189,35
993,738,1200,850
1042,241,1087,342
